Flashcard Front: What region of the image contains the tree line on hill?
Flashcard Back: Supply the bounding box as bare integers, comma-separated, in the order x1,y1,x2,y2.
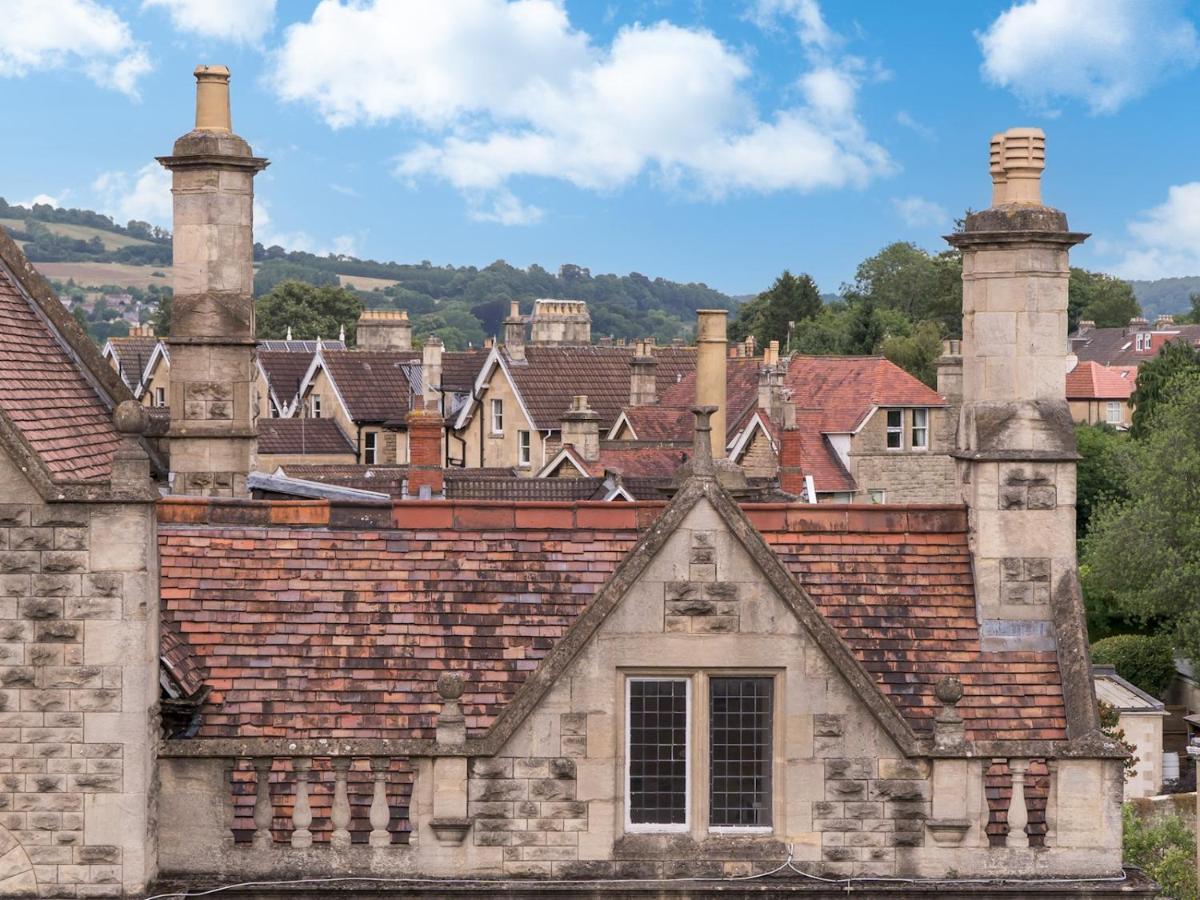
0,197,171,265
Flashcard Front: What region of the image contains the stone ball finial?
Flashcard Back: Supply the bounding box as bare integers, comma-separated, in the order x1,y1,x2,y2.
935,675,963,706
437,671,465,701
113,400,149,436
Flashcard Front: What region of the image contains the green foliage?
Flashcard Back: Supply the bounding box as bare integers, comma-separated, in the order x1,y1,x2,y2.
729,270,822,348
1075,423,1132,540
1129,340,1200,438
150,293,171,338
1129,276,1200,321
1068,268,1141,330
842,242,963,338
1091,634,1176,698
255,281,364,344
1098,702,1139,778
1123,805,1197,900
879,320,944,387
253,260,340,296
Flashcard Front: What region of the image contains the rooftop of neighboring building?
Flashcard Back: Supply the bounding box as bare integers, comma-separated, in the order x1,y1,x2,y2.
257,417,355,456
1071,318,1200,366
314,349,422,424
103,333,160,389
1065,361,1138,400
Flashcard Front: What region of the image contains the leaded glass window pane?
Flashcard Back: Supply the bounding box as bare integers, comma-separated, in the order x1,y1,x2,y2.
709,677,772,827
628,679,688,825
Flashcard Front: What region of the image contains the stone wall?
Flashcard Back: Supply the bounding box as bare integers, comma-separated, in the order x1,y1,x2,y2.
0,456,157,897
849,406,957,504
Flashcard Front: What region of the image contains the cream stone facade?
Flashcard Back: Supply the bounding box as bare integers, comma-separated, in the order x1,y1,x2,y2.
849,405,957,504
457,358,544,472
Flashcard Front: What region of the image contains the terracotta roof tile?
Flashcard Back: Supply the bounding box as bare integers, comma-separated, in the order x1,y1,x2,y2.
321,350,420,423
1065,361,1137,400
257,418,355,456
0,264,122,482
781,356,944,433
258,350,318,410
106,336,159,388
159,501,1064,745
505,345,695,430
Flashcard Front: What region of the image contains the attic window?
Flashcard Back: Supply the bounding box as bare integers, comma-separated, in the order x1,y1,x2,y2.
886,409,903,450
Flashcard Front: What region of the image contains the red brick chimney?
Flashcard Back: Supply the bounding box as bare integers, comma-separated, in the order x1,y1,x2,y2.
778,404,805,497
406,405,444,498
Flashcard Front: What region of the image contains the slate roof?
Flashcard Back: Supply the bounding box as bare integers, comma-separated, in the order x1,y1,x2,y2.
502,345,695,430
1065,362,1137,400
1071,325,1200,366
257,418,355,456
158,500,1066,745
0,260,123,482
320,350,421,423
106,335,159,389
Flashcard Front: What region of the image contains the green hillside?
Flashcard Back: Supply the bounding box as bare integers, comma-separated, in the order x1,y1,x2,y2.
1128,277,1200,320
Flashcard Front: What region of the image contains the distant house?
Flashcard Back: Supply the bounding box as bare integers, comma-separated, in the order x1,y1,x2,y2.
1093,665,1168,799
1070,316,1200,366
1066,361,1137,429
257,417,357,469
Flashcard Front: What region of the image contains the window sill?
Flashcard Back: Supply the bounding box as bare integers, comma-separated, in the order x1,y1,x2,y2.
708,826,774,835
625,824,690,835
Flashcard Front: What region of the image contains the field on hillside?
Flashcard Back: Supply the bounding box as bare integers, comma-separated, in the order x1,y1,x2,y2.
0,218,156,251
34,261,171,289
337,273,398,291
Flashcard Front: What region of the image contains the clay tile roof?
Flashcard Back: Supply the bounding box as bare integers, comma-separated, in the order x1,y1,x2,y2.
278,465,518,497
655,356,763,440
158,499,1064,745
788,409,856,494
1065,361,1137,400
782,356,944,433
505,345,695,430
1071,325,1200,366
440,349,488,393
573,444,692,479
258,350,318,409
619,406,693,441
0,264,122,482
321,349,421,423
106,335,159,388
257,418,355,456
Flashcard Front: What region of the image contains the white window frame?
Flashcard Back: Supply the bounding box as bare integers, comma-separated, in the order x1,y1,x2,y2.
490,398,504,435
154,387,165,407
363,430,377,465
311,394,322,419
625,676,691,834
517,429,531,466
885,409,903,450
910,408,929,451
868,489,886,505
1106,401,1123,425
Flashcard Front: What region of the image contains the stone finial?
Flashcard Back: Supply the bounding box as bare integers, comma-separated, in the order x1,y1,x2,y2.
435,671,466,745
111,401,151,490
194,65,232,132
114,400,148,436
690,405,717,476
933,676,966,749
996,127,1045,206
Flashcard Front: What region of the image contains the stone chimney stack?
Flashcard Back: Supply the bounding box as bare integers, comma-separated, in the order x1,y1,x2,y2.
129,323,155,338
561,395,600,462
422,334,444,409
1154,314,1175,329
357,309,412,351
629,339,658,406
158,65,267,496
503,300,525,362
530,299,591,345
696,310,728,459
946,129,1092,714
935,339,963,407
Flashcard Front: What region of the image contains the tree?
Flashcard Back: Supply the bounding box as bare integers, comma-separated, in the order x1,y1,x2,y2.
1128,339,1200,437
879,320,943,387
1068,268,1140,330
255,281,364,343
843,242,962,338
1082,376,1200,659
149,293,172,338
730,270,822,348
1074,423,1132,540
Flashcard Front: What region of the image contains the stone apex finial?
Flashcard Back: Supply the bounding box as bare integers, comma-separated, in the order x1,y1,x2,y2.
990,127,1045,207
690,405,717,476
113,400,148,436
935,675,963,708
194,64,232,133
437,672,465,701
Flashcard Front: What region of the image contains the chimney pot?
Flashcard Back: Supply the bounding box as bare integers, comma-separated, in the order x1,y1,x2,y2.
194,65,232,132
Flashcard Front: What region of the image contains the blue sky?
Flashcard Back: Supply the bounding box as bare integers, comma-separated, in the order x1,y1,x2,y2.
4,0,1200,295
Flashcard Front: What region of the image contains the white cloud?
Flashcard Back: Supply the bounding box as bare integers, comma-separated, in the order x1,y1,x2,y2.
892,195,949,229
978,0,1198,114
14,193,64,209
92,163,172,226
1108,183,1200,279
746,0,836,50
895,110,935,141
142,0,276,45
254,197,360,257
0,0,150,98
273,0,892,223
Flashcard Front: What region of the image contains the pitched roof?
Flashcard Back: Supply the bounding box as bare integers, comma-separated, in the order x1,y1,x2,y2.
440,349,488,394
785,409,856,494
1065,361,1137,400
158,499,1065,745
0,254,124,483
257,350,317,412
781,356,944,433
1071,325,1200,366
502,345,696,430
319,349,421,424
105,335,159,389
552,443,692,479
257,418,355,456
